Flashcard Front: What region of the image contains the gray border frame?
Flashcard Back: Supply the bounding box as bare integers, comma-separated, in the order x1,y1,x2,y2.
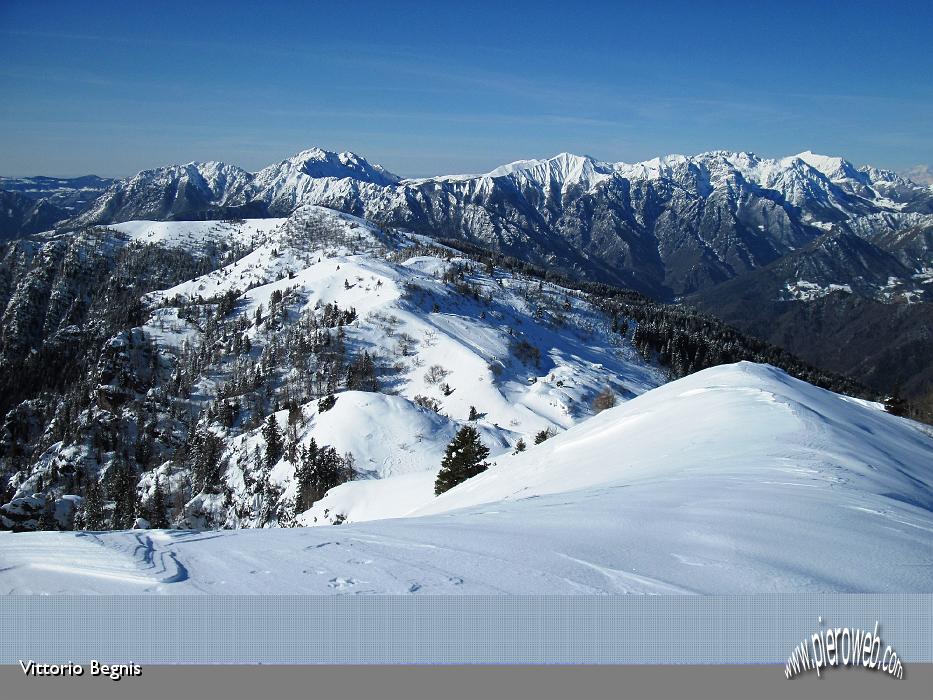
2,594,930,665
2,665,932,700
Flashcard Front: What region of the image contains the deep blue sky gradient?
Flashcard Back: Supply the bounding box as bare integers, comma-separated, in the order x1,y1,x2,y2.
1,0,931,177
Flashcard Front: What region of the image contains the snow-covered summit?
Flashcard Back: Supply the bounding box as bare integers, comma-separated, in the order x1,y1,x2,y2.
254,147,401,186
73,160,254,225
485,152,616,189
242,147,399,216
787,150,857,181
123,160,253,191
416,361,933,515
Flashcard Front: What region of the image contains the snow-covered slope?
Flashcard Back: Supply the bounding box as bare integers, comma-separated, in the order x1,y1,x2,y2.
0,205,666,533
169,205,663,527
416,362,933,515
111,217,288,256
1,362,931,594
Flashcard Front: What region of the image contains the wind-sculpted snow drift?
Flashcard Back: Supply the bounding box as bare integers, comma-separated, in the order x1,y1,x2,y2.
2,363,931,594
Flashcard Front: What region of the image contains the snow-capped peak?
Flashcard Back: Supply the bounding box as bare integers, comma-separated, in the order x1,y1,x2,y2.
789,150,861,182
484,152,616,189
486,152,593,176
260,146,401,186
613,153,690,180
124,159,248,182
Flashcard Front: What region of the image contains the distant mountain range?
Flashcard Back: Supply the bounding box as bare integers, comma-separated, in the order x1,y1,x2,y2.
0,175,115,242
45,148,931,299
0,174,116,210
2,146,931,405
902,164,933,186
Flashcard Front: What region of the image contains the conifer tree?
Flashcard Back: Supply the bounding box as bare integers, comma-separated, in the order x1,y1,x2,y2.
109,459,138,529
76,477,106,530
191,428,223,492
149,475,169,529
435,426,490,495
346,351,378,391
885,390,909,417
316,446,343,493
295,438,319,513
37,496,57,531
318,394,337,412
262,414,283,469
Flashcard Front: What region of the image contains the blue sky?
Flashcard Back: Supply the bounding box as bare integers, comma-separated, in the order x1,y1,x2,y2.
1,1,931,177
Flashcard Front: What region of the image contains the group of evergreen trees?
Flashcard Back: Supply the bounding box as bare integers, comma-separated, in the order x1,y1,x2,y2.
346,351,379,392
618,300,865,396
70,466,170,531
293,438,355,514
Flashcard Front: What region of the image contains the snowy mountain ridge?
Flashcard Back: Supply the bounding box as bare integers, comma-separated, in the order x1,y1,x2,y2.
260,147,402,185
59,145,933,317
74,146,932,221
417,361,933,515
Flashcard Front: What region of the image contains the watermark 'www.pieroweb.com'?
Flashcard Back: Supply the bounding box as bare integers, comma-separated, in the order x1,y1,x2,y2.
785,618,904,679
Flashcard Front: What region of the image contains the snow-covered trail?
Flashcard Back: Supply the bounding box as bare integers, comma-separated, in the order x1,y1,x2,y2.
2,363,932,595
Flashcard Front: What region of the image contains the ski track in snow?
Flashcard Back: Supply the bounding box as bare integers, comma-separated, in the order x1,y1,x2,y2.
0,530,189,592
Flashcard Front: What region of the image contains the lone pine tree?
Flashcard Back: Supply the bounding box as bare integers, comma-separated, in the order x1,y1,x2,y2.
149,475,169,529
435,425,490,496
294,437,320,513
76,477,106,530
109,459,138,530
262,414,283,469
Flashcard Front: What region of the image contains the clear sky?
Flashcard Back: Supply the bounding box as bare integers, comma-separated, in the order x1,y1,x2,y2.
1,0,931,178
